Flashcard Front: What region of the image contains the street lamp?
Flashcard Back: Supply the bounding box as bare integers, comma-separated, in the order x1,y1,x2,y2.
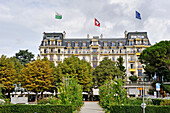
141,73,146,113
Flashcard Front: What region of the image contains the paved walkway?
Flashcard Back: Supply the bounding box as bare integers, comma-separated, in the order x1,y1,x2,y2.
79,101,105,113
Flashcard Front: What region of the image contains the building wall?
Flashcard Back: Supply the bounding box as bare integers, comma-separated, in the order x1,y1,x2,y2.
39,31,151,80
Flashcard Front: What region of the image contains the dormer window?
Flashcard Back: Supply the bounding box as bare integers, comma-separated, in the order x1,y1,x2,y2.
93,42,97,46
137,41,140,45
75,42,78,47
68,42,71,47
112,42,115,46
51,41,54,45
130,41,133,46
104,42,107,46
45,42,48,46
83,42,86,46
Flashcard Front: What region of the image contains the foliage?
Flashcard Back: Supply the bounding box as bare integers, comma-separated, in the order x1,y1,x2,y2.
9,57,23,75
160,99,170,105
15,49,34,66
94,57,124,87
0,104,73,113
110,105,170,113
38,97,61,105
116,56,126,77
0,55,17,97
20,59,55,102
56,55,93,92
57,78,83,111
162,84,170,93
129,75,138,82
139,40,170,82
99,78,127,110
152,99,163,105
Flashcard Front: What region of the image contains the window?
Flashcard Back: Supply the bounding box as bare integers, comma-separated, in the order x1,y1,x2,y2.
44,49,47,53
93,42,97,46
58,49,60,53
75,49,78,54
112,49,114,53
112,42,115,46
144,41,147,45
93,62,97,68
83,49,86,53
58,42,61,46
112,56,115,61
45,42,48,46
50,55,53,61
83,42,86,46
68,42,71,47
119,42,122,46
104,42,107,46
75,42,78,47
120,48,122,53
51,41,54,45
137,41,140,45
138,69,142,76
93,55,97,60
137,48,140,52
51,48,54,53
68,49,70,53
130,48,133,53
93,49,97,53
104,49,107,53
44,55,47,58
130,64,134,69
130,41,133,46
83,56,86,60
58,56,60,61
130,55,134,61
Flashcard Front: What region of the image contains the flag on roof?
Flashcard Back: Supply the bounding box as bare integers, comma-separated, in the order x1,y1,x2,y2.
55,12,62,19
136,11,141,20
95,18,100,27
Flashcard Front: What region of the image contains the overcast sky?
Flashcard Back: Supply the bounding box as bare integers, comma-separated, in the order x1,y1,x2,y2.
0,0,170,57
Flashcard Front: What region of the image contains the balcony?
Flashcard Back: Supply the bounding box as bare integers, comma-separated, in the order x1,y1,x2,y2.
129,66,136,72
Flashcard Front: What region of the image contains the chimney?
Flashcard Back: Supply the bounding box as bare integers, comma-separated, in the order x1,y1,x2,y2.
100,34,103,39
87,34,89,39
63,31,66,39
43,32,46,39
124,30,128,38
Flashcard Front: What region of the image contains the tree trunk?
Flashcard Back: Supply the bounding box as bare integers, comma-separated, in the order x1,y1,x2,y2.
35,92,38,104
7,92,10,98
41,92,44,99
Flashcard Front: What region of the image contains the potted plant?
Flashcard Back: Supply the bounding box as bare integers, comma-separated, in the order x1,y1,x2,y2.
129,75,138,83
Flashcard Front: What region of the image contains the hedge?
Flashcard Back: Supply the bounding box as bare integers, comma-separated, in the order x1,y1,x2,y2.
110,105,170,113
0,104,73,113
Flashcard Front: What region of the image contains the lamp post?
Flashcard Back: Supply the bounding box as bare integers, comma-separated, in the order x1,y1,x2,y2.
141,73,146,113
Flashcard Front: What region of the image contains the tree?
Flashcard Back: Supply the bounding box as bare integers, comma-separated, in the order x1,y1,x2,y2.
20,59,55,103
56,55,93,92
15,49,34,66
0,55,17,98
139,40,170,82
10,57,23,75
116,56,126,77
99,79,127,109
94,57,124,87
57,78,83,111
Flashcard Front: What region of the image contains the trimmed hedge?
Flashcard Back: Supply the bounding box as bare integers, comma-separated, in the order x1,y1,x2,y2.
110,105,170,113
0,104,73,113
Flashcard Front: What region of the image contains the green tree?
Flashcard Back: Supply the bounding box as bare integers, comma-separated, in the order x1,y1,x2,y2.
15,49,34,66
57,78,83,111
116,56,126,77
20,59,55,103
10,57,23,75
56,55,93,92
99,78,127,110
139,41,170,82
94,57,124,87
0,55,17,98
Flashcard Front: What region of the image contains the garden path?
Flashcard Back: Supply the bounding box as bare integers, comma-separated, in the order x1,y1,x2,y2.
79,101,105,113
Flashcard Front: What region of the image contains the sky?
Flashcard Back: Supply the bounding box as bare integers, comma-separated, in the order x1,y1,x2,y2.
0,0,170,58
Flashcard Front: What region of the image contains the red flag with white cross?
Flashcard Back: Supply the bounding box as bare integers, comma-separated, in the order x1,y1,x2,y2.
95,18,100,27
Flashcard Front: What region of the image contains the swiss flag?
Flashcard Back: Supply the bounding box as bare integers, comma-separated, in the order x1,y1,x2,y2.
95,18,100,27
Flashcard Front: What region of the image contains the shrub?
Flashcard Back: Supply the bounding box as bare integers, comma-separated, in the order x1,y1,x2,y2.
160,99,170,105
110,105,170,113
0,104,73,113
38,97,61,105
152,99,162,105
129,75,138,82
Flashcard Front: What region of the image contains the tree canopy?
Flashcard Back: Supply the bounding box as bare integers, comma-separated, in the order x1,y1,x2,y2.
0,55,17,97
15,49,34,66
56,55,93,92
93,57,124,87
116,56,126,77
20,59,55,102
139,40,170,81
